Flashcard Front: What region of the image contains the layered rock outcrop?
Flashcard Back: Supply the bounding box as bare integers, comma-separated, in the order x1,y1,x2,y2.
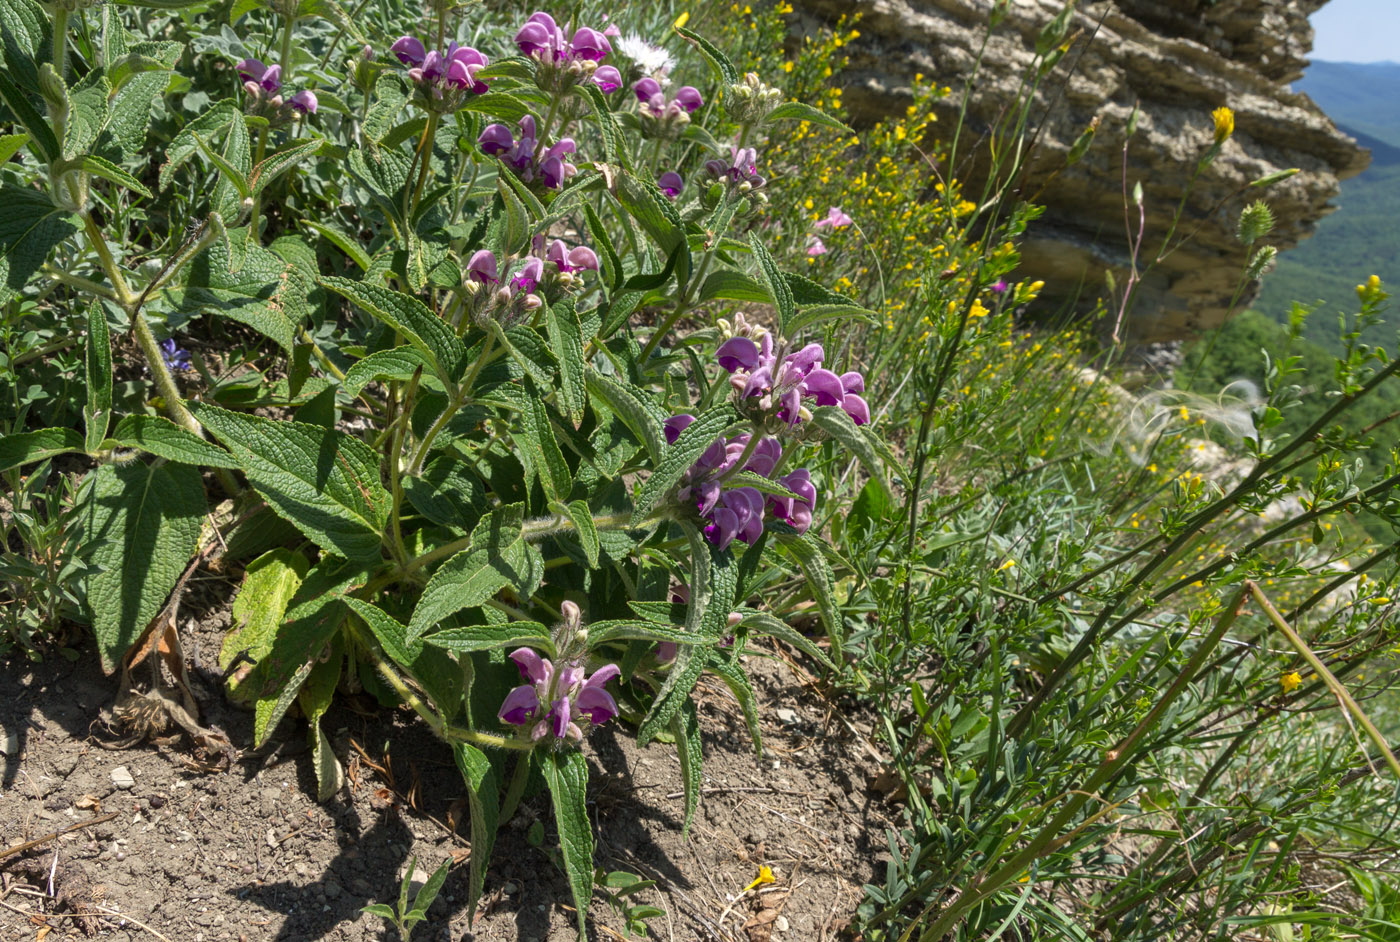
792,0,1369,343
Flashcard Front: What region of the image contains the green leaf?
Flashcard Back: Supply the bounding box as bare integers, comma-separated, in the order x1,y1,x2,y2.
520,388,572,503
809,405,890,498
220,547,309,672
747,232,795,335
299,640,345,801
615,171,689,286
706,651,762,756
249,138,322,196
587,620,709,646
0,427,83,472
576,82,623,168
497,177,531,255
583,203,622,296
403,456,486,531
775,531,843,659
459,89,534,123
0,133,29,164
107,415,239,468
491,322,556,387
452,742,499,922
341,345,427,397
85,461,206,672
407,505,531,642
343,597,422,668
63,69,110,160
104,41,183,157
764,101,855,136
210,115,251,221
585,368,665,462
699,268,767,303
66,154,151,198
0,183,80,304
787,303,879,334
549,499,598,568
545,299,587,428
675,25,738,85
633,403,738,521
194,129,251,199
300,219,370,271
361,903,395,920
84,304,112,454
159,99,238,191
542,749,594,939
320,276,464,388
423,621,553,654
0,71,56,163
0,0,48,95
193,405,391,562
672,699,703,837
784,270,851,306
739,611,836,671
409,857,453,919
168,237,309,351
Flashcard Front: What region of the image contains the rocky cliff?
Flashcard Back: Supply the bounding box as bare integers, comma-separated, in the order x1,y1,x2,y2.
792,0,1370,344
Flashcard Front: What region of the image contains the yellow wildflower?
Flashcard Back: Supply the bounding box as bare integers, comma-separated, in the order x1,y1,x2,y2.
1211,106,1234,144
673,10,690,28
1280,671,1301,693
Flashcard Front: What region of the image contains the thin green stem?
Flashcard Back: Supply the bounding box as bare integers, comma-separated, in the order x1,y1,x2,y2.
498,751,533,823
41,264,117,301
408,332,495,474
409,111,441,223
51,7,68,82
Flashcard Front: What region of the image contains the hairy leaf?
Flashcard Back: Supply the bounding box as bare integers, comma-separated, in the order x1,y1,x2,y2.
0,184,79,303
542,749,594,938
85,461,205,672
194,405,390,562
633,403,738,521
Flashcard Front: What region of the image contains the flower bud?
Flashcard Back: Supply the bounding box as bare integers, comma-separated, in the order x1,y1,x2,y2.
38,64,68,110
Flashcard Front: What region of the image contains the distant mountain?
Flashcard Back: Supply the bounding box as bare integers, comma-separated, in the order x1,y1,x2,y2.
1253,60,1400,353
1295,61,1400,148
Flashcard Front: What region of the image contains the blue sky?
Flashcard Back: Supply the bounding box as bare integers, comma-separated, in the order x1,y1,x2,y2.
1311,0,1400,63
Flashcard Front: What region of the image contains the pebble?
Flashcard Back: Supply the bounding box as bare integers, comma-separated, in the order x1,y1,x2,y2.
774,708,799,725
111,765,136,790
748,827,768,844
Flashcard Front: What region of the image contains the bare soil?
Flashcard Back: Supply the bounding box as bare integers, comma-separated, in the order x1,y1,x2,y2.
0,580,892,942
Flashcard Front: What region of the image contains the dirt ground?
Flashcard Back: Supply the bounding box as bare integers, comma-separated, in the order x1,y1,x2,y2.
0,584,894,942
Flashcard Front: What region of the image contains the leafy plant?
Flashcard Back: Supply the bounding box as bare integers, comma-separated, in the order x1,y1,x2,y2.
362,855,452,940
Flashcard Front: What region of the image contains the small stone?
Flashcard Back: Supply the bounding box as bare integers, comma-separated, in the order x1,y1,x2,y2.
774,708,798,725
748,827,767,844
111,766,135,790
323,880,342,900
147,795,166,810
502,881,520,894
775,915,790,932
1,728,19,755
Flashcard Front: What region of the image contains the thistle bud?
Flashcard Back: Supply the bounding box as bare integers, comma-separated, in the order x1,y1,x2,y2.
1247,245,1277,280
1236,200,1274,246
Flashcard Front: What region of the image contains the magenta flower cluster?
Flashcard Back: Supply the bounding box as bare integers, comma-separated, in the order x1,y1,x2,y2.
704,146,765,190
633,77,702,119
479,115,577,189
236,59,316,114
716,335,869,427
497,648,620,741
389,37,491,97
514,11,622,93
664,417,817,549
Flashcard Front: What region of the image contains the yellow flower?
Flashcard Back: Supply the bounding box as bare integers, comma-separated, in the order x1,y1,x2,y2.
673,10,689,28
1281,671,1301,693
997,559,1016,572
743,866,776,892
1211,106,1234,144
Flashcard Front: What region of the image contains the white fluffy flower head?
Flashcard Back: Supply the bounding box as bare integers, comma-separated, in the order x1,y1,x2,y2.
618,33,675,79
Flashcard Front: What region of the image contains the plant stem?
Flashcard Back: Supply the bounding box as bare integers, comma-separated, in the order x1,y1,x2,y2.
1249,581,1400,780
51,7,68,82
408,333,495,474
402,511,643,577
498,751,533,823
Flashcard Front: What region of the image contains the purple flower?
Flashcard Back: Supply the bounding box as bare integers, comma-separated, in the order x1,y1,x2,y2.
704,146,765,189
674,86,703,112
718,333,868,428
160,338,191,372
664,413,697,444
658,171,684,198
390,36,426,65
704,486,764,549
546,240,598,273
807,237,828,257
633,77,662,102
237,59,281,93
813,206,854,229
288,90,317,114
391,36,490,98
478,123,514,155
467,250,499,284
593,65,622,93
497,647,620,741
768,468,816,533
990,279,1009,294
515,11,612,65
511,257,545,294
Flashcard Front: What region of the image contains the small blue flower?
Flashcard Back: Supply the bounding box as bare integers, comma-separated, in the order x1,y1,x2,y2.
160,338,191,372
